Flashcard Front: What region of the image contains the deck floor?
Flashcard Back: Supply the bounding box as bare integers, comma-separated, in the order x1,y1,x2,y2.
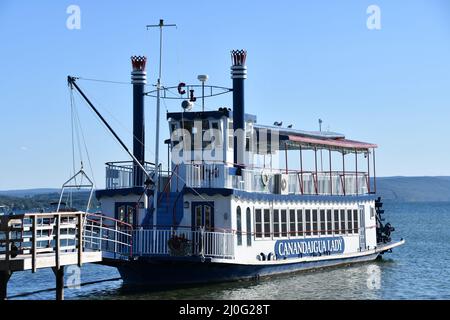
0,251,102,272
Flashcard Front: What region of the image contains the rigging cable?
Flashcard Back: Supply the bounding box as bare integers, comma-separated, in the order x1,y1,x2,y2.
69,88,98,211
76,84,157,160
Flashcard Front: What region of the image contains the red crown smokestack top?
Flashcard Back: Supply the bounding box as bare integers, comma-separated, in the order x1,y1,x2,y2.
231,50,247,66
131,56,147,71
131,56,147,85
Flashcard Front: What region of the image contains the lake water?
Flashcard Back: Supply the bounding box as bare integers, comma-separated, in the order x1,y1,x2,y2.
7,201,450,300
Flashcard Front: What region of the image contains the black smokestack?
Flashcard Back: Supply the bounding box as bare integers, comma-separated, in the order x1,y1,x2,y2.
131,56,147,186
231,50,247,171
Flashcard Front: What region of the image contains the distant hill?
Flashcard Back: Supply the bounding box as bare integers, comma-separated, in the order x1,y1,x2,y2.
0,188,60,197
1,176,450,210
377,176,450,202
0,190,99,212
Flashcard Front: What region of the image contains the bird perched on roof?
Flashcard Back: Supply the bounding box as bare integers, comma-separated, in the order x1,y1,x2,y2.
287,124,293,129
274,121,283,127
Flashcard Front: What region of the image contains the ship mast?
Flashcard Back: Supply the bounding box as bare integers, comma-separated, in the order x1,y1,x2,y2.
146,19,176,227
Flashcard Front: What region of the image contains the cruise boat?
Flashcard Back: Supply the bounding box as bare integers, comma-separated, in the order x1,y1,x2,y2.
69,42,404,286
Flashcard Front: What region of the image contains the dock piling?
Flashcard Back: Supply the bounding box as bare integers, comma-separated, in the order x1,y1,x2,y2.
0,270,12,300
52,266,64,301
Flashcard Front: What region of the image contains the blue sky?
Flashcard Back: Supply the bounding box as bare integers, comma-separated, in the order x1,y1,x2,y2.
1,0,450,189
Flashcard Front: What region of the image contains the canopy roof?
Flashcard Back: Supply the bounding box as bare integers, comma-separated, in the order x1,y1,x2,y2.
253,124,377,153
283,135,378,152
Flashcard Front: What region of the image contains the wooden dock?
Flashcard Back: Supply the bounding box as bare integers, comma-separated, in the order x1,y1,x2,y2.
0,212,103,300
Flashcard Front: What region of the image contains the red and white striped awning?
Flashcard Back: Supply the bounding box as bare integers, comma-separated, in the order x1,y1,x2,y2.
285,135,377,151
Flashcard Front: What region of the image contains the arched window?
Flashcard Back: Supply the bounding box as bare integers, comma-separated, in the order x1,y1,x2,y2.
237,206,242,246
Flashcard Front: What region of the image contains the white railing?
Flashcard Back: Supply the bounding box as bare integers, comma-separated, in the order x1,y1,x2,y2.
105,161,156,189
83,213,133,258
132,228,235,259
0,212,86,272
183,163,370,196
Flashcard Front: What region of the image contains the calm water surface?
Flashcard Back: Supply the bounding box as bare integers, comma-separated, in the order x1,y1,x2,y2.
7,201,450,300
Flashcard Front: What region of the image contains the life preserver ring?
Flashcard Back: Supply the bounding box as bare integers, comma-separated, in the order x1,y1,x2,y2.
281,177,287,191
168,235,190,256
261,172,270,186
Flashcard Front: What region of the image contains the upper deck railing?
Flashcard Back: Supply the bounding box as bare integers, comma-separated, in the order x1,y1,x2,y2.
105,161,157,189
104,161,370,196
184,162,369,196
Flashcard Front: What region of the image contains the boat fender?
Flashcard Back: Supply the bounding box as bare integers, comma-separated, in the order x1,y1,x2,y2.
260,252,266,261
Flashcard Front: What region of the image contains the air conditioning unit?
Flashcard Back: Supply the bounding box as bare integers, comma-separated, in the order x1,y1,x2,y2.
274,174,289,195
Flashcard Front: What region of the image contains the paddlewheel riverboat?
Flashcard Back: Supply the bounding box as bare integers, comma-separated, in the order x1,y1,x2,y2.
66,25,404,286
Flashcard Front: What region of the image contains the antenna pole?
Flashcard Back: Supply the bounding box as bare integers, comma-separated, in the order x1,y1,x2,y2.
147,19,176,228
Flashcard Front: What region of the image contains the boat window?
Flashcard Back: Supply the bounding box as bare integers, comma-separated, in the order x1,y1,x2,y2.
180,120,195,150
320,209,326,235
305,209,311,236
312,209,318,236
205,205,213,231
347,209,353,234
170,122,178,134
281,210,287,237
237,206,242,246
334,209,340,235
118,206,125,222
340,209,346,235
246,208,252,246
297,209,303,237
255,209,262,239
353,209,359,233
127,206,135,226
289,209,296,237
327,209,332,235
273,209,280,238
202,120,210,130
204,121,223,150
264,209,271,238
228,120,234,150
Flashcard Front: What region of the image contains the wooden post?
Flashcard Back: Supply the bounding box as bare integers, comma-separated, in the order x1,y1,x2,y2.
55,214,61,270
0,271,12,300
32,215,37,273
77,214,83,267
52,266,64,301
5,222,10,264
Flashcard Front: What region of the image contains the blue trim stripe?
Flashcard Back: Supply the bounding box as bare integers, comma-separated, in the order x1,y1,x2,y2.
96,187,153,199
183,187,377,203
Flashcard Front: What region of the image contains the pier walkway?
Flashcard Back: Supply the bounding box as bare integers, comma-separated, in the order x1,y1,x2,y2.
0,211,131,300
